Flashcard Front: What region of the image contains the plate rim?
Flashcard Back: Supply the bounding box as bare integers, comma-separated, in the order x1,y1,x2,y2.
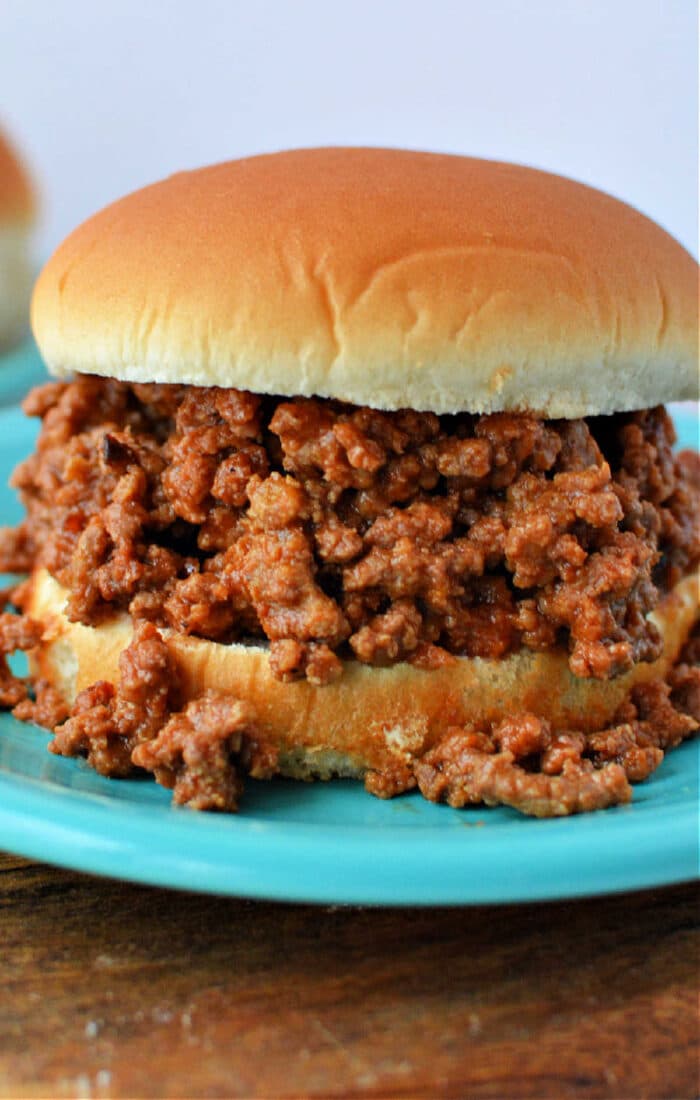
0,738,697,905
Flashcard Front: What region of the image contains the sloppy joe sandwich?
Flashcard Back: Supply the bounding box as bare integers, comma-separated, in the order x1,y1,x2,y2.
1,147,698,817
0,128,34,348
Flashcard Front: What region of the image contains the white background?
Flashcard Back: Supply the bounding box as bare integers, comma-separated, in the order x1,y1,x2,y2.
2,0,697,261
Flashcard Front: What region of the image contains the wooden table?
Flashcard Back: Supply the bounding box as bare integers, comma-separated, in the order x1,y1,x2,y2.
1,852,697,1099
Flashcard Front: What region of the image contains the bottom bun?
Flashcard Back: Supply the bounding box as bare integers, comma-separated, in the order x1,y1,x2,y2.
25,568,700,781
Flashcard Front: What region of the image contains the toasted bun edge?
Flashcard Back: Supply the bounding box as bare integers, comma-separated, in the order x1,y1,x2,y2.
24,568,700,780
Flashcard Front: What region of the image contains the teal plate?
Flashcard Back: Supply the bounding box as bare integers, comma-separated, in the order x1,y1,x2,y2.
0,401,697,905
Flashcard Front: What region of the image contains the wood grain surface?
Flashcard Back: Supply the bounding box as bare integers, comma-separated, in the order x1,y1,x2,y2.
0,852,697,1100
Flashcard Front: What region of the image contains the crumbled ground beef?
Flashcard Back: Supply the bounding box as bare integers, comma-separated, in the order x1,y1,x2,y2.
48,621,273,811
407,649,700,817
0,611,43,708
0,378,698,815
38,619,700,816
13,679,70,729
0,601,696,816
364,623,700,816
132,692,276,811
1,377,698,684
413,732,632,817
19,617,272,810
50,620,174,776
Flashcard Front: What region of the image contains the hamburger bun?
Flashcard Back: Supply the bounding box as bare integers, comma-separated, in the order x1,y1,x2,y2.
8,149,699,815
0,129,34,348
31,148,698,418
25,568,700,781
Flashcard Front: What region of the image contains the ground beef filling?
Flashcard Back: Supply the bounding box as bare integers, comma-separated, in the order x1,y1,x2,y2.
0,615,696,816
1,377,698,684
46,621,276,809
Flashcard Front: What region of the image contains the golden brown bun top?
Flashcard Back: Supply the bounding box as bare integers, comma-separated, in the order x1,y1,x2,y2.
32,147,699,416
0,129,34,224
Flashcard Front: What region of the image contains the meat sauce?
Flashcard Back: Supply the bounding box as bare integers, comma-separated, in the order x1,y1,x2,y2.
0,376,698,816
3,377,698,683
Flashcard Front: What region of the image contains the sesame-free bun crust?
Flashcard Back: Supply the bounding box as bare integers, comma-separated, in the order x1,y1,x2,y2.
25,569,700,781
32,148,698,417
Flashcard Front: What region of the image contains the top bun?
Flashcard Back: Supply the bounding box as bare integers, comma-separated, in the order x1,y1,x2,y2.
31,147,698,417
0,129,34,225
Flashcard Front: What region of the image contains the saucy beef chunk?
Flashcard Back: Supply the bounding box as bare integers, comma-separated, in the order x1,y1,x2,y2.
0,611,43,708
400,640,700,818
132,692,275,811
50,620,173,776
1,379,698,684
412,726,632,817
